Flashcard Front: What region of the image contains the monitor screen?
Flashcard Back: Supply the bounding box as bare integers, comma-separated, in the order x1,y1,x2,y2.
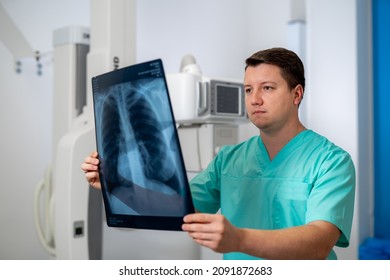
215,84,240,114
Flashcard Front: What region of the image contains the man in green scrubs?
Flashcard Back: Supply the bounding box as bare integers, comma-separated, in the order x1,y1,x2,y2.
82,48,355,260
181,48,355,260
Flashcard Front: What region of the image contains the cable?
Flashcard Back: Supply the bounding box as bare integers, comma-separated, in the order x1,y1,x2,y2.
34,165,56,256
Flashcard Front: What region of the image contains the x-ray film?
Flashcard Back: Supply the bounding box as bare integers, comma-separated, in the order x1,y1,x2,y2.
92,59,194,231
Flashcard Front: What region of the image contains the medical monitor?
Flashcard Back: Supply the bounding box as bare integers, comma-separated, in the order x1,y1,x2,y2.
91,59,194,231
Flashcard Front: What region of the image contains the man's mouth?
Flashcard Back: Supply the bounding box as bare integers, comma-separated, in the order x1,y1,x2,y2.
253,109,266,115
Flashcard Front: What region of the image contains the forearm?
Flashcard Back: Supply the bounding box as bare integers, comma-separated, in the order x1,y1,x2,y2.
236,221,340,260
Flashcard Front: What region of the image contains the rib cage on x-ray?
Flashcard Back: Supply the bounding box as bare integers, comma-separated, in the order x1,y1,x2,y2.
95,77,187,216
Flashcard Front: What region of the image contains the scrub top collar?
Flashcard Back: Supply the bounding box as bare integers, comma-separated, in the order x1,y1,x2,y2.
257,129,310,168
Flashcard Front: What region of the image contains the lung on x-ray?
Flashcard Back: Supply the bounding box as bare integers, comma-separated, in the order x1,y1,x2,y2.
92,59,194,231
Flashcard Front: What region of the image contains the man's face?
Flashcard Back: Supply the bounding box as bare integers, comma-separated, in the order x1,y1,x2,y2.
244,63,301,134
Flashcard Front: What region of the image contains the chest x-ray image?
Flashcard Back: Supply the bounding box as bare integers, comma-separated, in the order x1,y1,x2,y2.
92,60,194,230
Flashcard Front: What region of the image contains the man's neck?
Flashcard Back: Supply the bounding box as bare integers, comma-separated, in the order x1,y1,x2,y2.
260,122,306,161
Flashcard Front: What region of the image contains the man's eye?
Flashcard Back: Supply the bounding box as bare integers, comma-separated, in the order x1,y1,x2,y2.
245,88,252,94
263,86,273,91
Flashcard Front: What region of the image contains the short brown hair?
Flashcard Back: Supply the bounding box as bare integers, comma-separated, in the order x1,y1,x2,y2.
245,47,305,92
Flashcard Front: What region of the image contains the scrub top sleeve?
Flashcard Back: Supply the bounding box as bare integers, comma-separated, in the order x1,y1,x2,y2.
189,148,224,214
305,151,356,248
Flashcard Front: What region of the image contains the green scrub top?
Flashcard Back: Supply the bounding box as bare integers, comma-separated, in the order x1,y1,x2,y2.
190,130,356,260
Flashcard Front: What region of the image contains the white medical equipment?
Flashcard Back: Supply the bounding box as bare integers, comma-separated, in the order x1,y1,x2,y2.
35,25,103,259
168,55,246,124
167,55,247,172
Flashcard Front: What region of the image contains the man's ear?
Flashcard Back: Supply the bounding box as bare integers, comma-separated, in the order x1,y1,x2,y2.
293,84,304,106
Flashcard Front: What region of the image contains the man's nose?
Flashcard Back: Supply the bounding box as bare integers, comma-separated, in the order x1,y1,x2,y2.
249,89,264,105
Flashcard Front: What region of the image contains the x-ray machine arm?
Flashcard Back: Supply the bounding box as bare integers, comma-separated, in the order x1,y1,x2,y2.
53,0,136,259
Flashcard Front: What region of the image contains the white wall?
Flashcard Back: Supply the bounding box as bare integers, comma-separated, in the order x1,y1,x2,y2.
0,0,371,259
136,0,290,79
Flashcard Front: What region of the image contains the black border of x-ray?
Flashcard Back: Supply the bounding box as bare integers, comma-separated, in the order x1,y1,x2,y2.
91,59,195,231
